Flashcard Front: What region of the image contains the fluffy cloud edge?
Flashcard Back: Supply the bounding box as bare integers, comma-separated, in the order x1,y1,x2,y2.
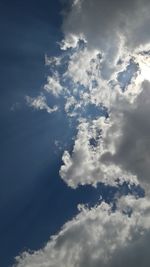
13,195,150,267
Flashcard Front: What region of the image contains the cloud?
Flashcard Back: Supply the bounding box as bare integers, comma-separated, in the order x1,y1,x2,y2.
42,30,148,122
60,80,150,189
44,42,126,119
60,115,137,188
61,0,150,85
62,0,150,51
26,95,58,114
101,80,150,189
44,72,63,97
24,0,150,193
14,196,150,267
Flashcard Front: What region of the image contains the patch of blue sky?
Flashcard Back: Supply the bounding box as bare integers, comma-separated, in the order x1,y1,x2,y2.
91,79,99,88
89,129,102,148
70,181,145,211
117,58,139,91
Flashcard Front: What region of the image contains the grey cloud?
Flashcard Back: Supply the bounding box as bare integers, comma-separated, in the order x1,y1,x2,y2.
62,0,150,52
101,81,150,186
110,231,150,267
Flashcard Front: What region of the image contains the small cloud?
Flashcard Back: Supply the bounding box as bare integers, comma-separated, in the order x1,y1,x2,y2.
25,95,58,114
44,72,63,97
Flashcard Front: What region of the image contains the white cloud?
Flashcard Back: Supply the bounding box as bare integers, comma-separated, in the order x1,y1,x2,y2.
26,95,58,114
65,48,100,86
14,195,150,267
44,72,63,97
60,117,137,188
43,35,147,121
60,33,83,50
60,79,150,190
45,54,61,67
61,0,150,88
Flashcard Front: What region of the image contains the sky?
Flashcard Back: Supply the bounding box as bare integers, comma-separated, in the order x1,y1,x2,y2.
1,0,150,266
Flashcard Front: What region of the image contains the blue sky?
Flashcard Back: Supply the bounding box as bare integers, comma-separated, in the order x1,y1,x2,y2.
0,1,63,265
1,1,150,267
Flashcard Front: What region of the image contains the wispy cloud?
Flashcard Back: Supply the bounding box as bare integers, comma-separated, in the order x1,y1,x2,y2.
25,95,58,114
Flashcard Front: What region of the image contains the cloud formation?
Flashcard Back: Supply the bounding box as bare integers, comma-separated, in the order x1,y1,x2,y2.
60,80,150,190
16,1,150,266
14,196,150,267
60,117,137,188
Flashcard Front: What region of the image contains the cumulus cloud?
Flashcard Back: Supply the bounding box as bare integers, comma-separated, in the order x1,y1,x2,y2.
14,196,150,267
60,80,150,189
26,95,58,114
60,115,137,188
